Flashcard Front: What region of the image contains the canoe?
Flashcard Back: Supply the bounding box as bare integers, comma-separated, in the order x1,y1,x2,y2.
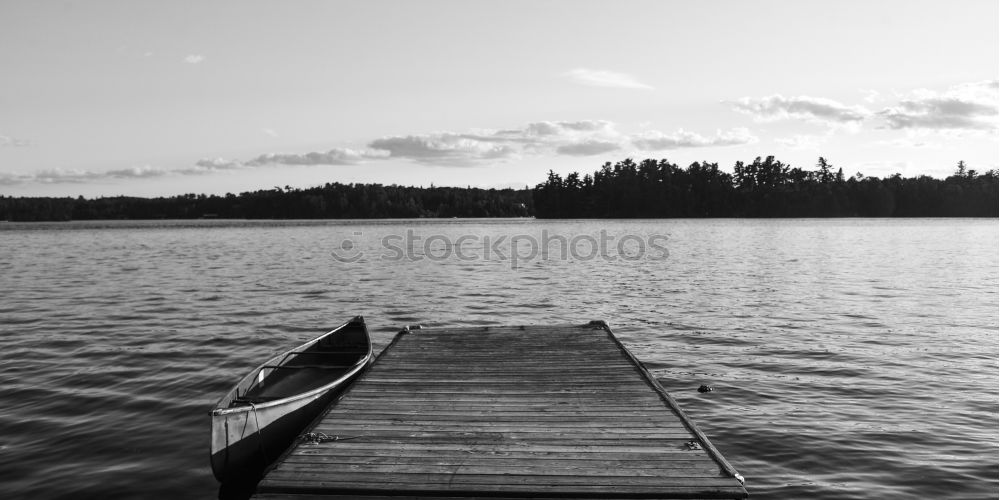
209,316,373,482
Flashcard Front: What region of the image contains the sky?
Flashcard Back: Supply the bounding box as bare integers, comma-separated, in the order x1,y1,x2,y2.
0,0,997,198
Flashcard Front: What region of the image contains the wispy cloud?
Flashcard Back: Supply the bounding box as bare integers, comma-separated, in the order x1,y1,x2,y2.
0,159,256,185
191,157,245,171
563,68,653,90
631,128,757,151
877,80,999,132
555,140,623,156
3,119,759,185
368,134,519,166
728,95,870,126
730,81,999,137
366,121,756,164
0,134,31,147
0,147,391,185
0,165,172,185
183,54,205,64
103,165,170,178
367,120,627,165
246,148,387,166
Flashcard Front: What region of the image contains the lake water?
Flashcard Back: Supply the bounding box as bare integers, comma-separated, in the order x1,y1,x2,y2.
1,218,996,499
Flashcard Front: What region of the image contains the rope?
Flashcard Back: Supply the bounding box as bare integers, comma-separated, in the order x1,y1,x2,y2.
249,402,269,463
238,406,251,440
297,432,362,445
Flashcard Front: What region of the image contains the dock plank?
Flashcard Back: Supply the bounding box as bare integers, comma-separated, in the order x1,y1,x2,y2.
255,323,746,499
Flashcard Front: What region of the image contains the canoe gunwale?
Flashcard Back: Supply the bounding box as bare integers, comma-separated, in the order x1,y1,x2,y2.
210,317,373,417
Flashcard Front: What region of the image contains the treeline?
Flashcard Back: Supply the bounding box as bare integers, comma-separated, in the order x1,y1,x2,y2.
0,183,533,221
534,157,999,218
2,158,997,221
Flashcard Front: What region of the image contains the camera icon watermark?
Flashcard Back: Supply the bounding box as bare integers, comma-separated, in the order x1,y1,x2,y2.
330,231,366,263
332,229,668,267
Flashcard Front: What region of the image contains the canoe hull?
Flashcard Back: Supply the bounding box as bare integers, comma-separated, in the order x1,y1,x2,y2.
210,377,350,482
209,316,372,483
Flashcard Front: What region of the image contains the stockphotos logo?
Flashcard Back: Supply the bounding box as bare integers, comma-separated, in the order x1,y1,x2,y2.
331,229,669,267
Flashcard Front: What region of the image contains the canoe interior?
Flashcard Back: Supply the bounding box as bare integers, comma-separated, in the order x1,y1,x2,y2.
231,319,370,406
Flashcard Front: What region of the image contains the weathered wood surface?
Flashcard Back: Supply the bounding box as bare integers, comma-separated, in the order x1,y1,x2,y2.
256,323,747,499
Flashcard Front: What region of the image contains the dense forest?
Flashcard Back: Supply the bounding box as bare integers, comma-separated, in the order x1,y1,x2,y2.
534,157,998,218
0,183,533,221
1,157,997,221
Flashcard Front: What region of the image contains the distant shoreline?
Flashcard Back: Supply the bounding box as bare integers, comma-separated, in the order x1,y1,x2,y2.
1,216,997,227
2,156,997,221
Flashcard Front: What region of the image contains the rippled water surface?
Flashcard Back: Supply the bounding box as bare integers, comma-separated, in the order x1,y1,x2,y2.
1,218,996,499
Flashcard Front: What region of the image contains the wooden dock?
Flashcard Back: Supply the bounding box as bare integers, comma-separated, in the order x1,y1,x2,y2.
255,322,747,499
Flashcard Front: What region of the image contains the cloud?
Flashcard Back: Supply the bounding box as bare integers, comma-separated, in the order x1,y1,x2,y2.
0,135,31,147
368,134,519,166
0,159,254,185
0,165,171,185
729,81,998,137
191,157,246,171
246,148,387,166
491,120,617,145
729,95,870,126
367,121,759,164
554,120,617,132
103,165,170,178
555,140,623,156
877,80,998,132
0,169,96,185
0,172,26,185
367,120,627,165
183,54,205,64
0,146,391,185
563,68,653,90
3,119,767,185
631,128,757,150
262,128,279,138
